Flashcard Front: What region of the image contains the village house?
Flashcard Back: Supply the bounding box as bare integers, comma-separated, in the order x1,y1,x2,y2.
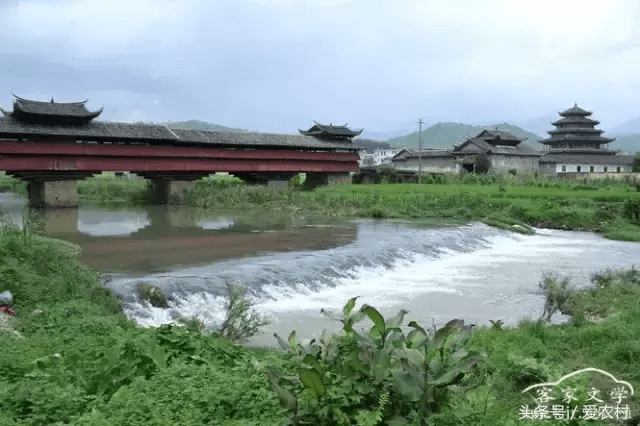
391,148,457,173
391,129,540,174
537,104,634,176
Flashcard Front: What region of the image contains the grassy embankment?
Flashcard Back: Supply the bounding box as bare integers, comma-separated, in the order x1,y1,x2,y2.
1,214,640,424
2,171,640,240
183,172,640,241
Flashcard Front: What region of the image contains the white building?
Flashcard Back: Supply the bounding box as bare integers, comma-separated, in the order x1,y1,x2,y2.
373,148,401,166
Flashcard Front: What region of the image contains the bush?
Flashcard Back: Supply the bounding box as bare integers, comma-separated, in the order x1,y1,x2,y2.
217,283,270,343
538,272,574,322
262,298,486,425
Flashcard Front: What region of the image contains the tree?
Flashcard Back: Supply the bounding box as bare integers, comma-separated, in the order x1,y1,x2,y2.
474,153,491,174
633,152,640,173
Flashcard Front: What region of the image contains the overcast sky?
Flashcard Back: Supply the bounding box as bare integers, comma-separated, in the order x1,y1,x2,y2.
1,0,639,136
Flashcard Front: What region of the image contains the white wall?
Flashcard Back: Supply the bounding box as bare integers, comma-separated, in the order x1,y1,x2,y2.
556,164,630,173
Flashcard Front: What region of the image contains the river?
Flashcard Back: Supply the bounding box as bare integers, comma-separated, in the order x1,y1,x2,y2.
2,192,640,348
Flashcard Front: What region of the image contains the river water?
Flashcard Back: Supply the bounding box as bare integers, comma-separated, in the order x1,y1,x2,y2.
2,192,640,348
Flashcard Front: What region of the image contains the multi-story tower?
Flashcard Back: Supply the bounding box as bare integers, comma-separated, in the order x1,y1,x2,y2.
539,103,614,151
538,104,633,175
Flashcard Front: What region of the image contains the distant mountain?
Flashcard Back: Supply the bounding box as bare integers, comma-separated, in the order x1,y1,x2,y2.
165,120,248,133
607,117,640,135
360,129,413,141
515,112,558,138
384,122,543,150
607,135,640,154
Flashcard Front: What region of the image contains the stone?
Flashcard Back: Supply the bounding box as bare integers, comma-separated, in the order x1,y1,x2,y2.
137,282,169,308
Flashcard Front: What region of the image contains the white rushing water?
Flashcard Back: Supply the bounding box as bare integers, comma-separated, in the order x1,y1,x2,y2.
106,221,640,347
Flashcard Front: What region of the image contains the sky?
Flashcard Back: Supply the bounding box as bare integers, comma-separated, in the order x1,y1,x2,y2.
0,0,639,138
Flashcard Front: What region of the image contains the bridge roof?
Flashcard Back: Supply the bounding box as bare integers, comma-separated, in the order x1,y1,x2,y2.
0,117,359,151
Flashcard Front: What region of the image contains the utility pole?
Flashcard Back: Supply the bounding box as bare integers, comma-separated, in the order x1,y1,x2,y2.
418,118,423,183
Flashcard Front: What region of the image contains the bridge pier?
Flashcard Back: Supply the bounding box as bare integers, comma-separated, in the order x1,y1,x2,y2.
27,180,78,208
303,172,352,189
148,179,196,204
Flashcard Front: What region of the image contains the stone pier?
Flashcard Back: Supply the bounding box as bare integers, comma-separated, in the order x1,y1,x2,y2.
148,179,196,204
303,172,352,189
27,180,78,208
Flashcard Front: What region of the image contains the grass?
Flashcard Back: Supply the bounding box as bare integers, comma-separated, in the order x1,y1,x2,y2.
1,212,640,424
3,170,636,240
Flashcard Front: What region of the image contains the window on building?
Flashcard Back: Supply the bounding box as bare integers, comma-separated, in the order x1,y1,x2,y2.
590,166,594,172
577,166,581,172
561,165,566,172
617,167,621,172
604,167,607,172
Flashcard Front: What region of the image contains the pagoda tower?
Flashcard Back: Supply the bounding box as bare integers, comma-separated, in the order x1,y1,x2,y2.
299,121,363,141
0,94,103,125
539,103,615,152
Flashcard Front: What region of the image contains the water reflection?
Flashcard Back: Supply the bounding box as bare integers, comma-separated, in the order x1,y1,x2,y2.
0,193,357,274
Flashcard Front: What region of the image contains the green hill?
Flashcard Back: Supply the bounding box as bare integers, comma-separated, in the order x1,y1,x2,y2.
166,120,248,133
385,122,543,149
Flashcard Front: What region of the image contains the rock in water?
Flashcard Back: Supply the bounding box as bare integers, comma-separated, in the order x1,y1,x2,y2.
137,282,169,308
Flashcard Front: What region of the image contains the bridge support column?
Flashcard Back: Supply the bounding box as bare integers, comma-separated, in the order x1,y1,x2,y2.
303,172,351,189
149,179,196,204
267,179,290,189
27,180,78,208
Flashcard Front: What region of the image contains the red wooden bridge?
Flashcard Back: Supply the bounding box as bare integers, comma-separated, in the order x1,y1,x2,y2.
0,96,361,207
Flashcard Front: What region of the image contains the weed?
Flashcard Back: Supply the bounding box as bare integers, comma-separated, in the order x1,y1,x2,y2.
217,283,270,343
538,272,574,322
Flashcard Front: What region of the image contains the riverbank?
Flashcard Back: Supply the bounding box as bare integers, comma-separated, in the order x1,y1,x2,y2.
184,174,640,241
2,172,639,242
1,219,640,424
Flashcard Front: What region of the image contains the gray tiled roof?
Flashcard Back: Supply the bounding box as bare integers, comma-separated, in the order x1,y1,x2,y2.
393,148,454,160
2,95,103,120
453,136,540,156
299,122,363,138
559,104,592,117
539,153,634,165
551,116,599,126
0,117,360,150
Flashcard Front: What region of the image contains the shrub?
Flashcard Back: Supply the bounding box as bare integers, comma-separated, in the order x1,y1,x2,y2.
217,283,270,343
262,298,486,425
538,272,574,322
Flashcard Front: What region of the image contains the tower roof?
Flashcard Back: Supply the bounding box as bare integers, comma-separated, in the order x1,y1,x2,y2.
298,121,363,140
559,103,592,117
1,94,103,125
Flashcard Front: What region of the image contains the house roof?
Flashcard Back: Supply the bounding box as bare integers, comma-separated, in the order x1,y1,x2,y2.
559,103,592,117
392,148,454,160
452,130,540,156
1,94,103,124
475,129,524,145
298,121,363,138
0,117,360,151
539,152,635,166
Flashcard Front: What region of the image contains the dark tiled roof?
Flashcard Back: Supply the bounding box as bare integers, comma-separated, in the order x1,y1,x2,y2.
453,132,540,156
551,116,599,127
2,95,103,123
539,152,634,165
299,121,363,138
476,129,523,144
0,117,360,150
539,134,615,144
559,103,592,117
393,148,454,160
548,128,603,135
